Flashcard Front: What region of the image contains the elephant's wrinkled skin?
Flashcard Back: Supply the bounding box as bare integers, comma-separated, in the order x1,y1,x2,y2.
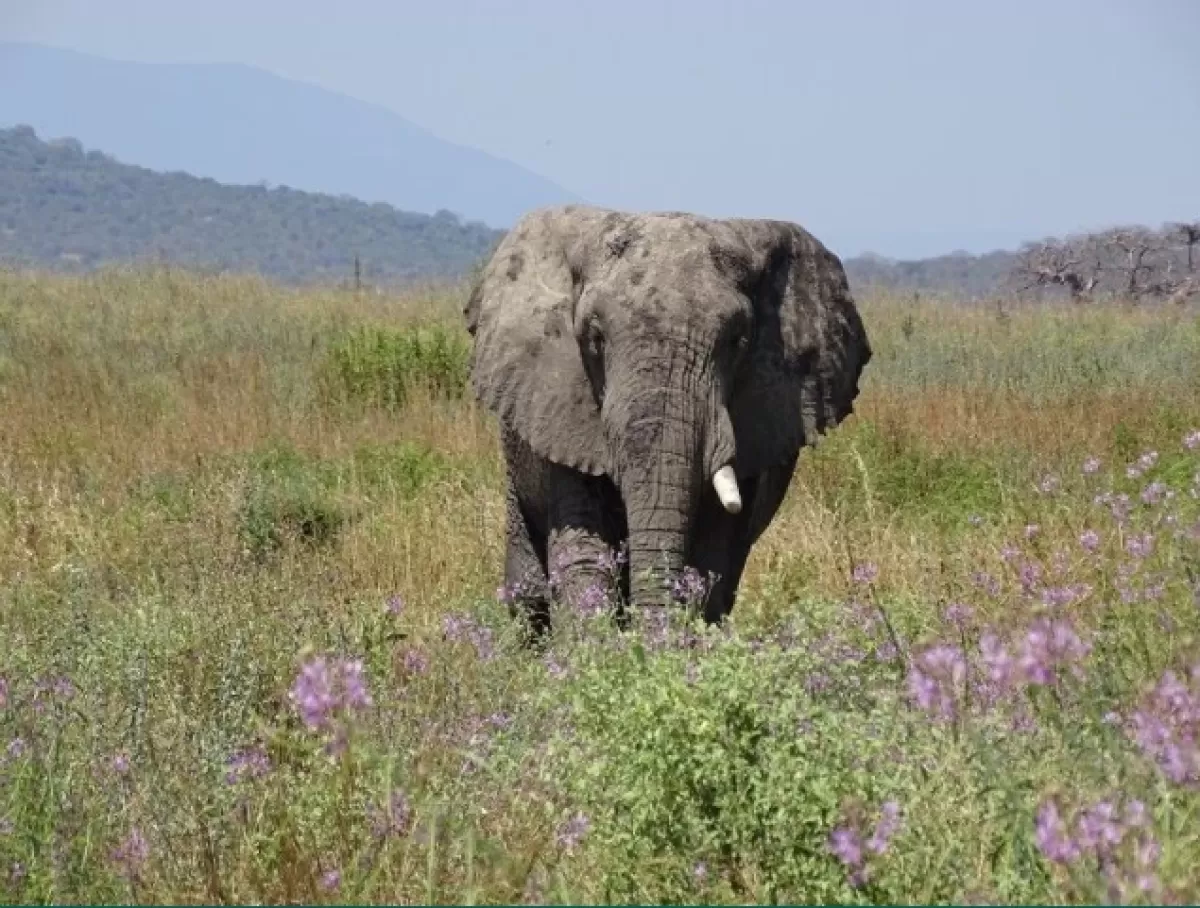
464,204,870,633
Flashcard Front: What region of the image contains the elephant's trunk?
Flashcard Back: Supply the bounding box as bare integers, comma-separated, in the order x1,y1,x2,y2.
613,376,739,610
622,439,694,608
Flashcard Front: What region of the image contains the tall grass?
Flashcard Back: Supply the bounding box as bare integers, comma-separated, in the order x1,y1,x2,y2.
1,265,1198,903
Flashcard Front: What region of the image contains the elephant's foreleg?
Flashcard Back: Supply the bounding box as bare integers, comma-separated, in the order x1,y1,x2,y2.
691,482,756,623
544,464,627,619
692,455,799,623
503,475,552,641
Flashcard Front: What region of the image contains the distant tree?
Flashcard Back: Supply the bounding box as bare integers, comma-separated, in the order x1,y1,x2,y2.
1168,221,1200,273
1096,226,1172,301
1011,235,1103,302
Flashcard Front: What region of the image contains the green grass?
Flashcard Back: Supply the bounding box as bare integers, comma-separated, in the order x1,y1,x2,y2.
1,268,1199,903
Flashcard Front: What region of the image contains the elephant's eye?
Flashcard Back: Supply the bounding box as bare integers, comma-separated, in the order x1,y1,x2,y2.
583,317,605,359
727,314,752,358
579,316,607,403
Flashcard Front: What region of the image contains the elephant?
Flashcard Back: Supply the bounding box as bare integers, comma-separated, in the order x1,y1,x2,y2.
463,204,871,636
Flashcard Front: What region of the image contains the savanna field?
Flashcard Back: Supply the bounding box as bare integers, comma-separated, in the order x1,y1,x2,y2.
1,267,1199,904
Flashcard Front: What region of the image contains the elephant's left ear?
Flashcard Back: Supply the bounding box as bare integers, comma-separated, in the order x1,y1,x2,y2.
730,222,872,475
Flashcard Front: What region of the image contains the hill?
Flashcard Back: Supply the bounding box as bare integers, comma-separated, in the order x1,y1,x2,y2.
0,125,504,284
0,42,580,229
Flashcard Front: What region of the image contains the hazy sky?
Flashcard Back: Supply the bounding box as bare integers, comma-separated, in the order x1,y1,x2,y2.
3,0,1198,258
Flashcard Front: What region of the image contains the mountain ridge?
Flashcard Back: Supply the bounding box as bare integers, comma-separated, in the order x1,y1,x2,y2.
0,41,582,228
0,124,505,284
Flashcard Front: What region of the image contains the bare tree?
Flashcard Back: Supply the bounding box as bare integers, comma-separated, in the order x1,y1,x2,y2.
1011,235,1103,302
1165,275,1199,306
1096,226,1172,301
1167,221,1200,273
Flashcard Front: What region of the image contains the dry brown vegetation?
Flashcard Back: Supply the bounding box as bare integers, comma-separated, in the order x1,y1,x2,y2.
1,265,1199,903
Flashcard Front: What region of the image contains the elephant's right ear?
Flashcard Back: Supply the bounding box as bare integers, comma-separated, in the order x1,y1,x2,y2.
463,211,611,476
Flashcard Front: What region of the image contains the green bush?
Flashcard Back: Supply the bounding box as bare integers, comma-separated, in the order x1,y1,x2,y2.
538,615,918,903
236,445,349,558
319,322,470,410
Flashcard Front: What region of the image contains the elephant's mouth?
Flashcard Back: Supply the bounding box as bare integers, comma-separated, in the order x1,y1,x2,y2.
712,465,742,514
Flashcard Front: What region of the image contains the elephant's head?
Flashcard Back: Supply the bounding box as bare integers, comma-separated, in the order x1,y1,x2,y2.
465,205,870,606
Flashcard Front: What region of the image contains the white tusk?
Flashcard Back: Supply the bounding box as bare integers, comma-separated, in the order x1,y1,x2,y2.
712,465,743,514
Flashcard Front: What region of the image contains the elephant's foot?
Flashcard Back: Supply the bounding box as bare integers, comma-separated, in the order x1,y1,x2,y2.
546,527,627,620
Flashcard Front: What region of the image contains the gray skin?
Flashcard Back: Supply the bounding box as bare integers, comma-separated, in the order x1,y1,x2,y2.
463,204,871,636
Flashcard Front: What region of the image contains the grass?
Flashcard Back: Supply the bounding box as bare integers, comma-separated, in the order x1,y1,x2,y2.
1,263,1199,903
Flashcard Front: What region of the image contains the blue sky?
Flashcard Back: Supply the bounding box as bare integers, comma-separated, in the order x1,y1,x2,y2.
3,0,1198,259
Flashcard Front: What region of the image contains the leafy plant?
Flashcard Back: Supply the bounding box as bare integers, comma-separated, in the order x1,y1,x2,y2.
319,323,470,410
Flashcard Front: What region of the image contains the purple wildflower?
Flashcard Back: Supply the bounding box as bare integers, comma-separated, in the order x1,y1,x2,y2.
866,801,902,855
1076,800,1123,855
369,789,412,839
545,655,568,680
851,562,879,584
111,826,150,882
1127,667,1200,785
401,647,429,676
972,571,1001,597
1127,450,1159,478
1134,838,1161,888
1184,429,1200,451
875,640,899,662
289,655,373,732
442,614,496,661
595,544,628,574
556,812,590,851
638,605,672,648
385,594,404,616
1124,800,1147,828
0,818,12,836
693,861,708,883
1017,618,1090,686
805,672,831,694
1035,473,1060,494
1082,455,1102,475
32,675,75,713
1009,704,1038,734
671,567,710,605
0,677,7,709
828,826,864,870
1141,481,1170,506
979,632,1014,686
1079,529,1100,553
1018,559,1042,594
225,744,271,785
1041,583,1092,609
574,581,609,618
110,751,131,775
5,738,26,761
1126,533,1154,559
1096,491,1133,523
320,868,341,892
943,602,974,628
1034,800,1081,864
907,644,967,720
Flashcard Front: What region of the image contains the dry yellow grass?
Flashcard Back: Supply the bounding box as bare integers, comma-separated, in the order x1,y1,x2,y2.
1,265,1198,903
